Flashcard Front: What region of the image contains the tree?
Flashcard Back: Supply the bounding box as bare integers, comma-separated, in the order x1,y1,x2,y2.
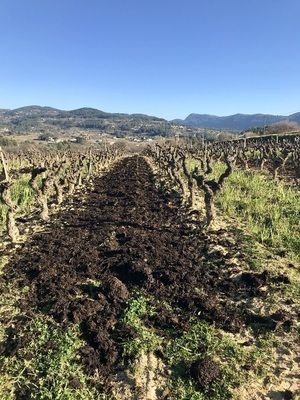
266,121,299,135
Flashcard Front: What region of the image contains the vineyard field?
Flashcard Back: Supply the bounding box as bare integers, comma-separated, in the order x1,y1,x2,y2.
0,145,300,399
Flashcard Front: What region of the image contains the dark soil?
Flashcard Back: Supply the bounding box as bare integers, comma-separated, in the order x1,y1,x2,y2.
0,156,293,393
190,357,220,389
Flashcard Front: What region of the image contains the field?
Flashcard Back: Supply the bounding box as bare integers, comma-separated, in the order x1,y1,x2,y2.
0,139,300,399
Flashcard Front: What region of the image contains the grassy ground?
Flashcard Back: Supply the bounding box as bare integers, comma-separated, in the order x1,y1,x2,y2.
120,294,273,400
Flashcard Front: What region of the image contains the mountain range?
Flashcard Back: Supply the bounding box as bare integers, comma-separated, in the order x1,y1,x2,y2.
0,106,299,133
172,112,300,131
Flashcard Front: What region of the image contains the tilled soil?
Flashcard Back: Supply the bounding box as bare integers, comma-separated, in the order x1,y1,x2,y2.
0,155,294,396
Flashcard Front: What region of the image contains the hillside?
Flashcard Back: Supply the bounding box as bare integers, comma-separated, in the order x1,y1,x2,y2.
0,106,167,135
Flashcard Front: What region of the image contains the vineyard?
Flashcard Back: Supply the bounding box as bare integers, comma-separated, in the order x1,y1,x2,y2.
0,135,300,400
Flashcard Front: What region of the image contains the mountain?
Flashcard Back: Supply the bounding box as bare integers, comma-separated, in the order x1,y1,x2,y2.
0,105,166,121
288,112,300,124
174,112,300,131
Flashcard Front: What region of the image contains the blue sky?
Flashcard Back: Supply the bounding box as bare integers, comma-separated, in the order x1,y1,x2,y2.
1,0,300,120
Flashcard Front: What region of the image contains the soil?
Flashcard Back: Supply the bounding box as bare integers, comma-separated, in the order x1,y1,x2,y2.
190,357,220,389
0,155,298,397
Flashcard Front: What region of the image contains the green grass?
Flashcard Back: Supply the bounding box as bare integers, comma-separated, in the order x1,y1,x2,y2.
10,176,35,209
121,295,163,357
0,316,99,400
213,166,300,263
0,175,35,231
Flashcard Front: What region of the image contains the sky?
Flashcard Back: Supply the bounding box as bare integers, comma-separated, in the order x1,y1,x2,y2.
1,0,300,120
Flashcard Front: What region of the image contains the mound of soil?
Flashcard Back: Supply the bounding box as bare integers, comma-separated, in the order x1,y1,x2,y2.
0,156,292,393
190,357,220,389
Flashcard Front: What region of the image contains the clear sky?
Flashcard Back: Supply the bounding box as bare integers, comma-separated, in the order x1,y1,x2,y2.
1,0,300,120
